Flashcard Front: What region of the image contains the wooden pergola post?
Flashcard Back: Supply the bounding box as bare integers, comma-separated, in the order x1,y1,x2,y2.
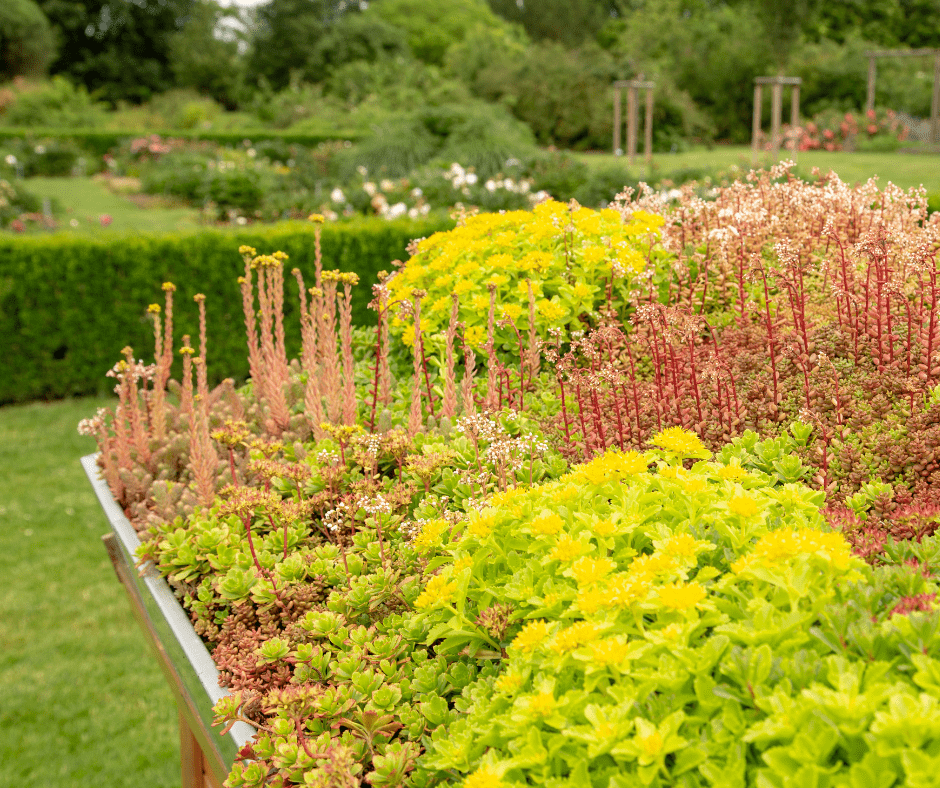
865,48,940,144
752,76,802,163
751,83,763,161
613,79,655,163
612,88,621,155
933,50,940,144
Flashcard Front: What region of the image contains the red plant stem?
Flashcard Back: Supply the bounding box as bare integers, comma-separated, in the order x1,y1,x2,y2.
698,256,710,314
735,241,748,325
903,298,913,375
666,344,685,428
240,513,282,604
624,342,646,435
556,372,572,443
758,267,780,405
589,387,607,451
686,338,704,427
927,271,938,386
228,447,238,486
610,384,626,450
369,304,385,433
419,333,436,417
375,519,387,570
574,378,593,455
707,325,742,427
862,262,873,355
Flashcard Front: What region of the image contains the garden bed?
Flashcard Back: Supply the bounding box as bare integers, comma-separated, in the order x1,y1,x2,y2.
81,453,253,786
83,166,940,787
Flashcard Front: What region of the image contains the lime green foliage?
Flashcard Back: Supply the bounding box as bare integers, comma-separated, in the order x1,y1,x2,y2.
417,429,940,786
0,397,177,787
0,216,450,404
387,199,662,351
140,408,567,785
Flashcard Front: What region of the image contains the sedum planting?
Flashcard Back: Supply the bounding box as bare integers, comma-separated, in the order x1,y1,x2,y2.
86,166,940,787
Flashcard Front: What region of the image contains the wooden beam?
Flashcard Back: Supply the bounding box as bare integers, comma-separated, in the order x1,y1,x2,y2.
791,83,800,158
755,76,802,85
613,86,621,155
932,50,940,144
752,83,762,164
627,84,638,164
644,87,654,165
866,48,940,59
771,81,782,154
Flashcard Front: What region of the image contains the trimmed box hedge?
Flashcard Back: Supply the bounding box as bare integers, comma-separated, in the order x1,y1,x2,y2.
0,128,367,159
0,217,450,405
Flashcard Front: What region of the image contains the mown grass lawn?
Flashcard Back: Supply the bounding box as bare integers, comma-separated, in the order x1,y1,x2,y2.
578,146,940,192
20,176,202,235
0,397,178,788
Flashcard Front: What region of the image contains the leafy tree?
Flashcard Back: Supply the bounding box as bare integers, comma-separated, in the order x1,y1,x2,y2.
311,12,409,75
168,0,246,108
614,0,773,140
806,0,940,48
467,40,623,148
37,0,194,102
246,0,354,89
486,0,619,47
0,0,56,79
367,0,515,66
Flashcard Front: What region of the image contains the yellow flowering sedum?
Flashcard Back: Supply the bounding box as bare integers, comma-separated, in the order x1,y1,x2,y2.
463,764,505,788
651,427,712,459
732,528,855,574
728,493,760,518
386,200,662,350
412,519,449,552
549,534,587,562
414,573,457,610
655,581,707,611
530,512,565,536
510,620,553,654
577,450,651,485
569,556,615,587
550,621,601,653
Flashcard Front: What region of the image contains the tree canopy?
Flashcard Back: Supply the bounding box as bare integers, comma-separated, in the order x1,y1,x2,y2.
0,0,56,79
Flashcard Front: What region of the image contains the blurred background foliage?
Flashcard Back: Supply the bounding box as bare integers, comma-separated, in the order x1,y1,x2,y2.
0,0,937,150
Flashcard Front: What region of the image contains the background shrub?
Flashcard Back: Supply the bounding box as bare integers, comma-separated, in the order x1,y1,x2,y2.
0,217,451,404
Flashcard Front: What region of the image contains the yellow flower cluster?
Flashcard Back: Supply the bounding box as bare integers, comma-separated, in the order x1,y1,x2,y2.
467,509,500,539
414,573,457,610
550,621,601,653
387,200,662,349
510,620,553,654
412,519,449,552
463,764,504,788
652,427,712,459
588,636,633,667
576,450,651,485
549,534,586,562
731,528,855,574
530,512,565,536
656,582,707,611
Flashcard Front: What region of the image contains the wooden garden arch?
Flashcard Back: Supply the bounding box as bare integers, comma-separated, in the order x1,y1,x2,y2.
613,78,654,164
751,76,802,163
866,49,940,144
